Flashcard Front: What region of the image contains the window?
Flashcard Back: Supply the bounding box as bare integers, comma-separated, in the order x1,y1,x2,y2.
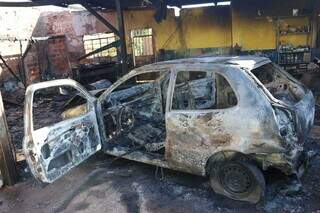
131,28,154,57
110,71,167,95
83,33,117,59
172,71,237,110
215,73,238,109
252,63,274,85
33,86,88,130
252,63,305,104
101,71,169,142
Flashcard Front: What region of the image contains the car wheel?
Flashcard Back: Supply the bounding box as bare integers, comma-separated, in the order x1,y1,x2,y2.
209,160,265,204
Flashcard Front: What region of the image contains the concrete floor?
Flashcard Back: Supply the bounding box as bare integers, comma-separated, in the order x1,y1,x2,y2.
1,133,320,213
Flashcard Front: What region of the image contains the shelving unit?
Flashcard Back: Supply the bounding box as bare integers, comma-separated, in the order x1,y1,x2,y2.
276,15,312,74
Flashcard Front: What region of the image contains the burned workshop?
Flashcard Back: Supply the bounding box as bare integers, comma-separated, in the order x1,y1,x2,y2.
0,0,320,212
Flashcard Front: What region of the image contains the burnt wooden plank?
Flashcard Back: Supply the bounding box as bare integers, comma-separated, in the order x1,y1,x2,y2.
0,92,18,186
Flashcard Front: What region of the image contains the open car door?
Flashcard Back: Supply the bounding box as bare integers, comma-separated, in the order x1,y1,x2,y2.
23,79,101,183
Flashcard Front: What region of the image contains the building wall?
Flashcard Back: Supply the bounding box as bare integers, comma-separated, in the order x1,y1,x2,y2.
23,36,72,84
124,7,232,53
29,7,232,61
0,6,68,56
0,6,73,86
8,0,316,84
23,44,41,84
22,7,233,83
231,0,313,50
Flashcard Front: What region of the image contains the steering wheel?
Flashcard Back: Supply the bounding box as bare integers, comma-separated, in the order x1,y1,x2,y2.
117,105,135,133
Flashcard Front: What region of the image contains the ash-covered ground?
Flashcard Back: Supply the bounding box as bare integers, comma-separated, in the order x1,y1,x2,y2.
0,92,320,213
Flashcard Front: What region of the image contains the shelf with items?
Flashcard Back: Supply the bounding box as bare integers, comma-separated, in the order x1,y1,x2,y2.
276,15,312,74
279,31,310,36
279,25,311,36
278,51,311,65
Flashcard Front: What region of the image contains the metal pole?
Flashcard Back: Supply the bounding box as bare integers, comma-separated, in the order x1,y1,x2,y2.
115,0,128,76
0,91,18,186
19,40,26,86
311,0,320,48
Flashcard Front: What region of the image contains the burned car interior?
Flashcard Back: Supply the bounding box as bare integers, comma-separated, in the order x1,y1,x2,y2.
172,71,237,110
252,63,306,105
100,69,238,158
101,71,169,154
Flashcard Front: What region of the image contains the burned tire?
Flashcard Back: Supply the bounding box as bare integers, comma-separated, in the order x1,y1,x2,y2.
209,160,265,204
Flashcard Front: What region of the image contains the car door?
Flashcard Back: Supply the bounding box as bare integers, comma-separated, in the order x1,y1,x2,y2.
23,79,101,183
165,64,240,175
98,70,169,152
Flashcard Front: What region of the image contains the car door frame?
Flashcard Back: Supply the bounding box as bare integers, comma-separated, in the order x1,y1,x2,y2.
23,79,101,183
164,63,243,175
95,65,184,171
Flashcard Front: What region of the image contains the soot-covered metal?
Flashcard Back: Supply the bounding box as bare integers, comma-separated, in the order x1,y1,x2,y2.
23,56,315,203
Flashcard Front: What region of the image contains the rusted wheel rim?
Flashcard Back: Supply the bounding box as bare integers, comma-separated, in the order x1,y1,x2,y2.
219,163,254,195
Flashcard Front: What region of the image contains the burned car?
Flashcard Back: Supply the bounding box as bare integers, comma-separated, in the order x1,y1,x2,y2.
23,56,315,203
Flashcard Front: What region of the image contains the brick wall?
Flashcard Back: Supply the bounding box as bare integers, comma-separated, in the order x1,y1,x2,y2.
22,10,117,84
47,36,72,78
23,43,41,84
24,36,72,84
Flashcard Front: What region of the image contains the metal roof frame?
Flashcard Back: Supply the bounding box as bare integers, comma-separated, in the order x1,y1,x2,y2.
0,0,219,8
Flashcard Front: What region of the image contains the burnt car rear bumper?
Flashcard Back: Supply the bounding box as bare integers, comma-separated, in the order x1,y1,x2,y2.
294,90,315,141
254,149,310,176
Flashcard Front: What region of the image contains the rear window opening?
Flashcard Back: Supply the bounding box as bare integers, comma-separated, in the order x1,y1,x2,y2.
251,63,306,104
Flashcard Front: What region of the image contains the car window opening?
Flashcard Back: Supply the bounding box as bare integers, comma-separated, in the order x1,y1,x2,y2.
172,71,237,110
252,63,306,105
101,71,169,156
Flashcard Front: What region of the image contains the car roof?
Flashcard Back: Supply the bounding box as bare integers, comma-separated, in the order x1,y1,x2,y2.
148,56,271,71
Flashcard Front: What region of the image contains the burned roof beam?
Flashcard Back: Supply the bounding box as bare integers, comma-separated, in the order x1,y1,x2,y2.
115,0,128,75
78,39,120,61
0,0,222,8
82,2,120,36
0,55,25,87
0,0,77,7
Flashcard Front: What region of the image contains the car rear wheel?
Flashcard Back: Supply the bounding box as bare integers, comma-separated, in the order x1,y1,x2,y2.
209,160,265,203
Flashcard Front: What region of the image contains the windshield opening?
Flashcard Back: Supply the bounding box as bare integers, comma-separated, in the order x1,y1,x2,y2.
252,63,306,104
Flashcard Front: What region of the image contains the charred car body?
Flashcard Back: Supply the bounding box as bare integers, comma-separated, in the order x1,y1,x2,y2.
23,56,315,203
